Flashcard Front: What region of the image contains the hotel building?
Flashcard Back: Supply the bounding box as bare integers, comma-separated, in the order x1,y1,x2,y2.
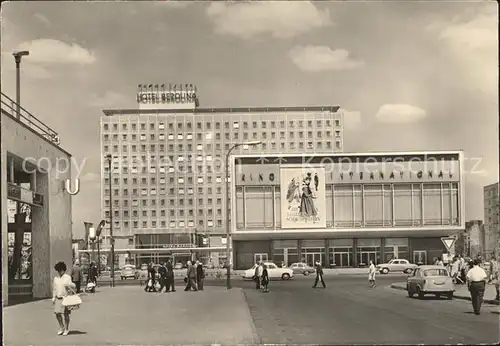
99,85,344,266
230,151,465,269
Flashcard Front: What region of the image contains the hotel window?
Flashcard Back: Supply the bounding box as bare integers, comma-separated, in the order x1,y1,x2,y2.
170,210,175,216
198,209,204,216
169,123,174,129
150,123,155,130
142,210,147,217
133,221,138,228
289,132,294,139
423,183,442,225
206,122,211,129
261,121,267,128
335,130,341,137
113,124,118,131
412,184,422,224
299,142,304,149
271,121,276,128
197,133,202,140
198,198,204,205
326,141,331,148
216,198,222,205
104,134,109,141
161,221,166,227
336,141,341,149
271,142,277,149
234,133,239,140
316,120,322,127
169,221,175,228
140,123,146,130
308,121,313,127
178,122,183,129
225,144,230,150
150,134,155,140
159,122,165,129
243,122,248,129
326,120,331,127
133,210,138,217
335,120,340,127
317,131,322,138
289,143,295,149
252,122,257,128
215,122,220,129
225,122,229,129
298,120,303,128
289,121,294,127
233,122,239,129
197,122,202,129
280,143,285,149
103,124,109,131
280,120,285,128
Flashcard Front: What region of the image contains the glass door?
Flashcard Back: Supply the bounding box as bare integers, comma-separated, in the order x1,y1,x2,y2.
334,252,351,267
360,252,376,265
413,250,426,265
306,253,322,266
254,253,268,264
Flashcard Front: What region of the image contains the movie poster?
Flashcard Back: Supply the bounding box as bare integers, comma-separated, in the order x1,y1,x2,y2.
280,166,326,229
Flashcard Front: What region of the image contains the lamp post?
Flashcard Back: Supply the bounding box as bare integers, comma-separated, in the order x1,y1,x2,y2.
105,154,115,287
96,220,106,276
225,141,262,289
12,51,29,120
88,226,96,264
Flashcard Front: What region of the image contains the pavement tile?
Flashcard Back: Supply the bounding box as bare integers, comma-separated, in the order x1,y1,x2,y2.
390,281,500,304
3,286,259,346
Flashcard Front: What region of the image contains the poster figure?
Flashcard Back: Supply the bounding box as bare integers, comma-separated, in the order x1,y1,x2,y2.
281,166,326,229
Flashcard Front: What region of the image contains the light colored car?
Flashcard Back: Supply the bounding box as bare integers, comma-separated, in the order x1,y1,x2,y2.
289,262,315,276
406,265,454,299
120,265,139,280
377,259,417,274
174,263,184,270
242,262,294,281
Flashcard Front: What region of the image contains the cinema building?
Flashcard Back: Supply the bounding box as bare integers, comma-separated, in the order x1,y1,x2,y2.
230,151,465,270
1,92,76,305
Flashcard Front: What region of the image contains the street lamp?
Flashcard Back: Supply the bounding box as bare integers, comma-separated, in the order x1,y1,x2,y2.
89,226,96,262
12,51,29,120
105,154,115,287
225,141,262,289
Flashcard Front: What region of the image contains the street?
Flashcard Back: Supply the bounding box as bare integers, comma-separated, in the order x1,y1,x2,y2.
4,275,499,345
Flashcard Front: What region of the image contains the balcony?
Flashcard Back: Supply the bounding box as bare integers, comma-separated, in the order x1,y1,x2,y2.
1,92,60,146
7,183,43,207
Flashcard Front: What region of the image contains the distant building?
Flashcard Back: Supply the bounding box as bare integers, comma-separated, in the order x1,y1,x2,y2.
465,220,485,258
483,182,499,256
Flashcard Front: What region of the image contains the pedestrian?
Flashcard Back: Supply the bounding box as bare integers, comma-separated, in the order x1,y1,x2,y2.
253,262,261,290
71,260,82,293
87,262,97,293
368,260,376,288
196,261,205,290
158,262,168,293
165,259,176,292
436,257,444,266
433,257,438,265
261,264,269,292
312,260,326,288
184,261,198,291
489,255,499,301
450,256,462,284
144,262,157,292
466,259,488,315
52,261,76,336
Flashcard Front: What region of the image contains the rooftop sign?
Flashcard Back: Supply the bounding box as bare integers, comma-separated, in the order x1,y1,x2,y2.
136,84,198,110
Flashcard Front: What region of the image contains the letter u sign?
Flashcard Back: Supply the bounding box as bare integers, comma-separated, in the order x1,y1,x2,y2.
64,179,80,195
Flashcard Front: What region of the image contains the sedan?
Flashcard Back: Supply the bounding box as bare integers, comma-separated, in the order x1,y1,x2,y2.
242,262,294,281
407,265,454,299
120,265,139,280
289,262,315,276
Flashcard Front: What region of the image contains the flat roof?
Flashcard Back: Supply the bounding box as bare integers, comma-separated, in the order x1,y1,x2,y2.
102,105,341,116
233,150,463,164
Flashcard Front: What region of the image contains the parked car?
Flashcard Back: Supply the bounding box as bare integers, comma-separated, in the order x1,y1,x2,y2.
242,262,294,280
377,259,417,274
120,265,139,280
406,265,454,299
174,263,184,270
289,262,315,276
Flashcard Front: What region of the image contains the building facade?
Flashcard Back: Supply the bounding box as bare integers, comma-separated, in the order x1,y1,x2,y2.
1,92,75,305
230,152,465,269
100,90,344,266
483,182,499,256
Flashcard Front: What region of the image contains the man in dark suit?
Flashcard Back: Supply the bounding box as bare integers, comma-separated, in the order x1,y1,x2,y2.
144,262,157,292
165,259,175,292
196,261,205,290
184,261,198,291
312,260,326,288
158,262,168,292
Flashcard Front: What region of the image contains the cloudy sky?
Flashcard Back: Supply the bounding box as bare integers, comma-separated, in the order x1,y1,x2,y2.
1,1,497,237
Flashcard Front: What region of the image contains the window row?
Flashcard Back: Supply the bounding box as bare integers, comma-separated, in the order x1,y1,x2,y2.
103,197,227,208
235,183,460,229
102,140,341,153
102,119,342,132
103,130,342,142
111,219,223,230
104,208,224,218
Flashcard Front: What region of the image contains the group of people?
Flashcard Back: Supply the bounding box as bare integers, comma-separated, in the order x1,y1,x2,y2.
252,262,270,292
144,260,205,293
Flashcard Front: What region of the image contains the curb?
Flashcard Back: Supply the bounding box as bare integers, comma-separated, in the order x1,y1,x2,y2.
390,283,500,305
240,289,263,344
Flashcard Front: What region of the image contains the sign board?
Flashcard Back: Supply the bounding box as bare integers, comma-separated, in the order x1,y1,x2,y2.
136,83,198,110
280,165,326,229
441,236,457,252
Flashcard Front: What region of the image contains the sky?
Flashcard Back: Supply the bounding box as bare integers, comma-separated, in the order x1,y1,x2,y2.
1,1,498,238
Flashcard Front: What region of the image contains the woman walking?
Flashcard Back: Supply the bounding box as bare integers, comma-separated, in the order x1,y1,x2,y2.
368,260,377,288
52,261,77,336
261,264,269,292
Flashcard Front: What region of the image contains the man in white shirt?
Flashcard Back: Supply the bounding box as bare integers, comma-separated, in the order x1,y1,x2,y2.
466,259,488,315
450,257,461,283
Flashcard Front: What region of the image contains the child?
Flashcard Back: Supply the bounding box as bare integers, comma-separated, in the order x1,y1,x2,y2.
261,265,269,292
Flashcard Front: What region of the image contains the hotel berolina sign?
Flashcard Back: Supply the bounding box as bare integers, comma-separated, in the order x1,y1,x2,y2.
136,83,197,104
234,156,460,186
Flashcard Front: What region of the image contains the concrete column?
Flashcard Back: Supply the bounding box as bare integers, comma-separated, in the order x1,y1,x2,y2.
1,150,9,305
298,240,303,262
352,238,358,267
269,240,274,262
9,158,15,183
380,238,386,264
325,239,331,268
30,172,51,298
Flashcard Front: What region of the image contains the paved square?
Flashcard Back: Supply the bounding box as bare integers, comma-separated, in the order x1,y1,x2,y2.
3,286,259,345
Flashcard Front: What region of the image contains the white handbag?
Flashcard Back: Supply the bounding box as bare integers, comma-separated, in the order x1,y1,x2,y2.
62,294,82,307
